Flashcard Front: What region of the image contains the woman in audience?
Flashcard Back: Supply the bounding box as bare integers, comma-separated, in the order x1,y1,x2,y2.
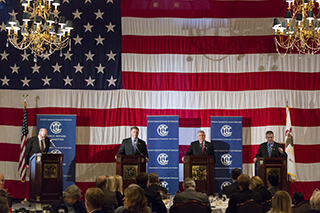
249,176,272,202
51,185,86,213
267,190,291,213
106,175,116,192
307,189,320,213
122,186,151,213
114,175,124,206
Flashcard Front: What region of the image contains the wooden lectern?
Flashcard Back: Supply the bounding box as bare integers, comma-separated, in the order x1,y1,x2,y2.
257,157,287,191
29,153,63,203
184,156,215,195
116,155,146,189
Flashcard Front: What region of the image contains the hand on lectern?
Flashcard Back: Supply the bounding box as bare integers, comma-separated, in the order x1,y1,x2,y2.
253,158,257,163
26,165,29,168
182,156,184,162
146,157,149,162
114,156,117,160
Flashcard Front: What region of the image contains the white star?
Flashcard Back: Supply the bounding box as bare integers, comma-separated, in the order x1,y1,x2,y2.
106,50,117,61
1,76,10,86
9,10,18,17
21,51,30,61
96,64,105,74
95,35,105,45
21,77,31,87
52,62,62,73
63,75,73,86
64,51,73,60
85,51,95,61
107,76,117,87
74,63,84,73
53,10,60,18
107,0,113,3
63,0,69,3
42,23,48,31
84,0,91,3
42,51,51,60
94,9,104,20
1,50,9,60
0,22,6,32
73,9,82,19
73,35,83,45
83,22,93,32
42,76,52,86
11,64,20,74
31,64,41,73
85,76,95,87
106,22,116,32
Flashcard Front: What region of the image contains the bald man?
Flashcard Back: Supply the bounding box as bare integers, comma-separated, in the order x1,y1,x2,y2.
25,128,51,166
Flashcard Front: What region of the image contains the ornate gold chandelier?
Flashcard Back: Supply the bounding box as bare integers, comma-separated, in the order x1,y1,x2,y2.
273,0,320,56
6,0,73,59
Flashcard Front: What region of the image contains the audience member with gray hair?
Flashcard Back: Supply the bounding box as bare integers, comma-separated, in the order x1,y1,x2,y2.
171,177,209,206
51,185,86,213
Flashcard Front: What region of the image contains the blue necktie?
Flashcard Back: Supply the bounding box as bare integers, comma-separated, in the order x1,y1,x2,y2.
133,139,137,154
268,144,272,157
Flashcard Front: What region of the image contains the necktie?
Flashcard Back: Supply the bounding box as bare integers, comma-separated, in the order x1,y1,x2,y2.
40,140,44,152
201,142,204,153
133,139,137,154
268,144,272,157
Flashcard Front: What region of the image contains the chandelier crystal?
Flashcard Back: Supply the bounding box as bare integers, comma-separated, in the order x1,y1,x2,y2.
6,0,73,59
273,0,320,56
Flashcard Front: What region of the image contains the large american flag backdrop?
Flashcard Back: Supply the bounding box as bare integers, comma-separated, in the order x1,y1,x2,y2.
0,0,319,199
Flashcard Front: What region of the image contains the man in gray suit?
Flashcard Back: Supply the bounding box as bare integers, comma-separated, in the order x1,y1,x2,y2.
96,176,117,213
172,177,209,205
116,126,149,161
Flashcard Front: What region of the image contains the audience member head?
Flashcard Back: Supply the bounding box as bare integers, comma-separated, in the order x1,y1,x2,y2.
310,189,320,211
114,175,123,194
106,175,115,192
123,185,149,213
271,190,292,213
136,172,149,188
292,191,304,206
183,177,196,191
63,185,82,205
231,168,241,181
0,174,4,191
149,172,159,185
85,187,105,212
95,175,107,189
249,176,264,190
267,173,279,188
237,174,250,191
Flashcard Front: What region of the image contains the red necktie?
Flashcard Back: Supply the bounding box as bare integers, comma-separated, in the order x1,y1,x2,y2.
201,142,204,153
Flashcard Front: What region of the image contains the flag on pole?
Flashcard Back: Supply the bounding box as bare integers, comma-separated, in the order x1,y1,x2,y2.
18,101,29,182
285,105,297,182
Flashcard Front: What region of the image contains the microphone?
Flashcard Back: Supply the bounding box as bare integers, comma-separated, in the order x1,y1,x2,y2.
50,139,57,149
271,145,279,157
135,139,143,156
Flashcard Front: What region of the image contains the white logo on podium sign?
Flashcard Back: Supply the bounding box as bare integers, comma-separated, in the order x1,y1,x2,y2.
162,181,169,188
221,181,232,190
157,153,169,165
157,124,169,137
50,121,62,134
220,153,233,166
220,125,232,137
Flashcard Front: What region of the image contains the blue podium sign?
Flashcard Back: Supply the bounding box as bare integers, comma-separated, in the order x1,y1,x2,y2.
147,116,179,195
37,114,76,190
211,116,242,194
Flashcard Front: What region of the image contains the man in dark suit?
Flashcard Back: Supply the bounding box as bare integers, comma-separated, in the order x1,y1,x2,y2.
25,128,50,166
172,177,209,205
116,126,149,162
182,130,215,162
253,130,287,163
267,173,279,197
85,187,104,213
135,172,167,213
226,174,262,213
95,176,117,213
220,168,241,198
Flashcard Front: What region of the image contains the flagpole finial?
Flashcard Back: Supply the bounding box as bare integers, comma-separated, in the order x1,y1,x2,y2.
22,94,29,102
